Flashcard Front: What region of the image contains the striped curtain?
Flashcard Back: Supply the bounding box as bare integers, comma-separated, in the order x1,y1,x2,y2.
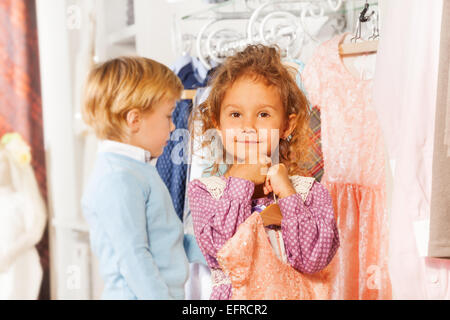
0,0,48,299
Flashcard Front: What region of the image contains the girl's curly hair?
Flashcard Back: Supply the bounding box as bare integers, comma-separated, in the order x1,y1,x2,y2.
190,44,312,177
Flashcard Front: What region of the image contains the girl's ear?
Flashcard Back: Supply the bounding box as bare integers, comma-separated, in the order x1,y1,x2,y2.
126,109,141,133
282,114,297,139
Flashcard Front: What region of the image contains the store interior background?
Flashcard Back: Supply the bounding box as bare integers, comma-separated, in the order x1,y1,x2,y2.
42,0,384,300
20,0,384,299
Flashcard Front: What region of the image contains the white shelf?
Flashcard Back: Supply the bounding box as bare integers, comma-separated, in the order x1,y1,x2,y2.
107,24,137,46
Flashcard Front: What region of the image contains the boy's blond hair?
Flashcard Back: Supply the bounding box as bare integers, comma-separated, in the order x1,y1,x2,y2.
82,56,183,141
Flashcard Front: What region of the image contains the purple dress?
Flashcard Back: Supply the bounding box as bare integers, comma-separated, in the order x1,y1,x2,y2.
187,176,339,300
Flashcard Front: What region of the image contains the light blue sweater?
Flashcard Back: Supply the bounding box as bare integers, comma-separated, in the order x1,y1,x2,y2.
82,152,205,300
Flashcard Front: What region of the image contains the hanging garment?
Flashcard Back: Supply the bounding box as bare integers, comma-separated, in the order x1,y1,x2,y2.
285,60,324,181
308,107,324,182
187,175,339,300
0,134,47,300
156,55,210,220
0,0,48,299
156,99,191,221
183,86,214,300
216,190,332,300
429,0,450,260
302,33,392,300
373,0,450,299
183,87,216,234
174,56,209,89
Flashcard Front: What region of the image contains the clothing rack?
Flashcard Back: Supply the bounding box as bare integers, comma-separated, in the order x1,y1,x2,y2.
177,0,379,100
175,0,379,70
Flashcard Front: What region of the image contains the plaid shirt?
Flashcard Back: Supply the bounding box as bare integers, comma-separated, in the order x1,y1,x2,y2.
307,106,324,182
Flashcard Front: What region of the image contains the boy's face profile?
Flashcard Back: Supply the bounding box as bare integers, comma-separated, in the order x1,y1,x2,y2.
126,98,177,158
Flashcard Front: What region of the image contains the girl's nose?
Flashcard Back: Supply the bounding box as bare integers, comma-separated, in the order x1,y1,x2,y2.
242,126,257,134
170,121,176,132
242,117,256,133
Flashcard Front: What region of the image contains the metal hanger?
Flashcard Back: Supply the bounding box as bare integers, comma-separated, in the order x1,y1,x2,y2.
351,1,375,43
340,0,378,56
368,9,380,41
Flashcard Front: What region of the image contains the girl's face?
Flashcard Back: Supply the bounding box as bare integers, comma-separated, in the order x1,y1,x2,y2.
217,75,296,164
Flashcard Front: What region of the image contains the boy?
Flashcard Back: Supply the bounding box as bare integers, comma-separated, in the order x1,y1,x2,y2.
81,56,205,300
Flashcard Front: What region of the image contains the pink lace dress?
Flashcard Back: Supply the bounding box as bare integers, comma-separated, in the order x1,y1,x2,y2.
187,175,339,300
302,33,392,299
217,211,332,300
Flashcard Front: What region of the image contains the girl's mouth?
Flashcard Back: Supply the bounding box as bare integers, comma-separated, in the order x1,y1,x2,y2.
236,140,260,144
235,135,261,144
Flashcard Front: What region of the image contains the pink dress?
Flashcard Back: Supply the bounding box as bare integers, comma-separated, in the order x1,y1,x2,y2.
302,33,392,299
217,212,332,300
187,175,339,300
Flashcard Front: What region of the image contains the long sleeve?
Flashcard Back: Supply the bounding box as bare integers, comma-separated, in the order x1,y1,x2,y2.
187,177,254,268
183,233,207,265
279,181,339,274
93,172,173,300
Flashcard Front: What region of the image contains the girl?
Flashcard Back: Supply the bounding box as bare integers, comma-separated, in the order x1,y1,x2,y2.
187,45,339,300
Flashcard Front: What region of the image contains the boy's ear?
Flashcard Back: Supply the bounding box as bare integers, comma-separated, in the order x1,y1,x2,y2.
126,109,141,133
282,114,297,139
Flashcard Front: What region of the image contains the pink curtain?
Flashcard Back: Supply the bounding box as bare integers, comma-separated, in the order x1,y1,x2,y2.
429,0,450,260
373,0,450,299
0,0,48,299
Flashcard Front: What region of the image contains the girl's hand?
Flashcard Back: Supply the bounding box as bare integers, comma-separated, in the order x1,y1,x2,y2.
225,156,272,185
264,164,297,199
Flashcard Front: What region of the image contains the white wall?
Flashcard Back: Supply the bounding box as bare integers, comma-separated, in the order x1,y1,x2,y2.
36,0,84,299
135,0,209,66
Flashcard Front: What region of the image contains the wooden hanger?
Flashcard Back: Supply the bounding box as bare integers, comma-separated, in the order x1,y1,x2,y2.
259,193,283,227
181,89,197,100
339,40,378,56
339,1,379,56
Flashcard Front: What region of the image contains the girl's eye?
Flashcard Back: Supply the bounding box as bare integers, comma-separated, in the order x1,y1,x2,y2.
259,112,270,118
230,112,241,118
